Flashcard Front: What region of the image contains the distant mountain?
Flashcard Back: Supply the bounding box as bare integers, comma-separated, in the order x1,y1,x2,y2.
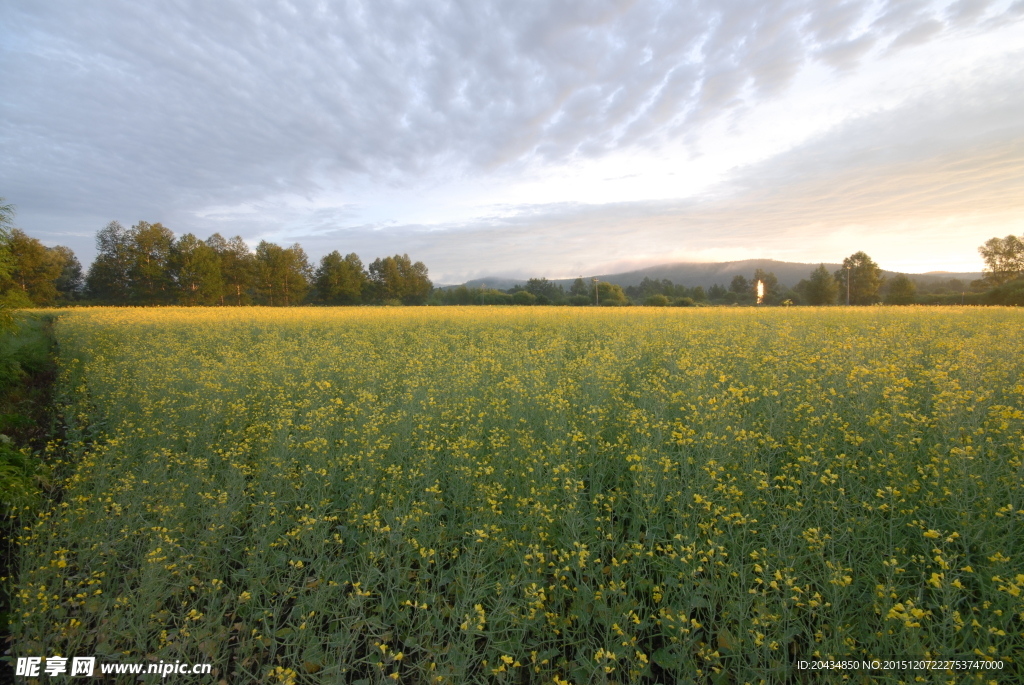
461,260,982,291
585,259,841,289
455,277,526,291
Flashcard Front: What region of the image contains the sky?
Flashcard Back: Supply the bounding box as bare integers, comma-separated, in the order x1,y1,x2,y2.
2,0,1022,283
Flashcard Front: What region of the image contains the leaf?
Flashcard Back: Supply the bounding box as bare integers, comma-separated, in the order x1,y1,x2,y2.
689,595,710,610
717,628,735,652
571,665,592,683
652,646,681,670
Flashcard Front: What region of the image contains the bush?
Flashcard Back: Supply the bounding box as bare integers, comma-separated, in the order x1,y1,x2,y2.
884,274,917,305
568,295,592,306
485,292,514,305
673,297,696,307
0,315,52,391
597,282,630,306
0,290,33,310
644,294,671,306
0,441,46,516
512,290,537,305
983,277,1024,306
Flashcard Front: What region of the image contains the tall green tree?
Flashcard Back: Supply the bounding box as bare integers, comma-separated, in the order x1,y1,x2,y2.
254,242,283,306
729,275,750,294
86,221,133,301
128,221,175,303
0,199,17,328
281,244,312,306
254,242,311,306
50,246,84,300
797,264,840,305
0,198,14,284
210,235,254,305
0,199,13,231
171,233,223,305
367,254,432,305
525,277,564,302
569,277,589,297
624,277,686,303
884,274,917,305
752,268,781,304
0,199,15,328
978,235,1024,286
835,252,884,305
1,229,63,306
596,281,629,306
314,251,366,304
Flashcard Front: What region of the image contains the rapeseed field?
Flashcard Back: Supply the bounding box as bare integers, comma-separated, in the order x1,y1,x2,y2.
12,307,1024,683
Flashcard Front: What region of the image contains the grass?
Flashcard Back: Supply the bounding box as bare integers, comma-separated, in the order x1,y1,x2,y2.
1,313,57,639
10,306,1024,683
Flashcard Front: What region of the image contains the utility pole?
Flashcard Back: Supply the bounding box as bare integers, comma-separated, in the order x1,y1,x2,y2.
593,278,599,306
846,266,851,306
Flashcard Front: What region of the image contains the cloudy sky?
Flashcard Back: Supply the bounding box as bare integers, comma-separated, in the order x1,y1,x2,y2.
2,0,1022,282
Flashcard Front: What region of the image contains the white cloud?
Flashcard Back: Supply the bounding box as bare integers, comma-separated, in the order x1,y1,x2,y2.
1,0,1021,280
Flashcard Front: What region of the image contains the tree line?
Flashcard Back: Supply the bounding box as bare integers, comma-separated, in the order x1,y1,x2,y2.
0,197,1021,308
86,221,432,306
431,277,632,307
791,241,1024,306
0,199,83,308
435,241,1024,308
0,209,431,307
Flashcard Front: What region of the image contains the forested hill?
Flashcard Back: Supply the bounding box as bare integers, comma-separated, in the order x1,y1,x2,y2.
461,259,983,290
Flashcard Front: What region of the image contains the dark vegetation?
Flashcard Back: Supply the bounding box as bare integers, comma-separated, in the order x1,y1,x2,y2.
0,315,58,643
0,200,61,656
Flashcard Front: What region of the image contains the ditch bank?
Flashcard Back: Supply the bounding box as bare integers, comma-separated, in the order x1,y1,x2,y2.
0,313,62,683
